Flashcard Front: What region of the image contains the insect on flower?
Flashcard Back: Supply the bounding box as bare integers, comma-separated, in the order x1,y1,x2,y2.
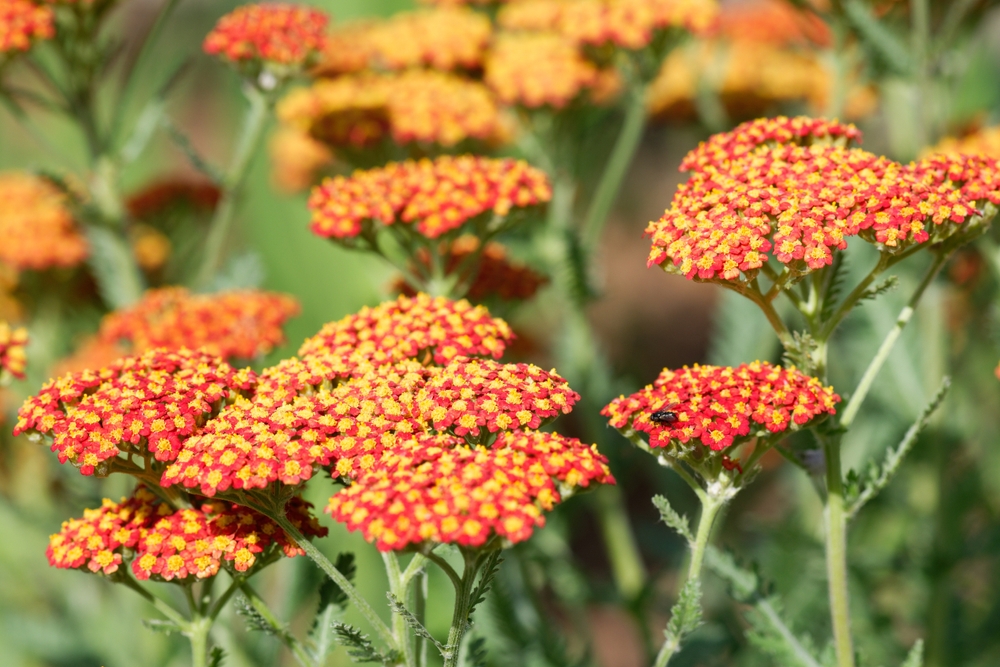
650,404,678,424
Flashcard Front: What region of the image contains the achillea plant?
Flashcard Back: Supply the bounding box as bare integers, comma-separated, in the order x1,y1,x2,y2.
0,0,52,56
0,320,27,382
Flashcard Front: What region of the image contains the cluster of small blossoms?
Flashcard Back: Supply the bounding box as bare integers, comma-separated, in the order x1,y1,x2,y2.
203,3,328,67
298,293,514,365
0,172,89,271
498,0,718,50
278,71,503,148
394,237,548,302
485,32,598,109
929,125,1000,159
15,348,255,475
48,486,326,580
0,321,27,380
603,362,839,451
0,0,53,55
319,7,491,75
308,155,551,240
327,430,613,551
161,360,429,496
415,357,579,438
97,287,300,361
711,0,829,47
646,117,1000,280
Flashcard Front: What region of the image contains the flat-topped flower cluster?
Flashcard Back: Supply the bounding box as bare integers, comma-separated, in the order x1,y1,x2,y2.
20,293,614,555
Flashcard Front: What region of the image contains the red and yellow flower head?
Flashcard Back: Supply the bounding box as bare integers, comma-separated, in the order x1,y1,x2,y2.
15,348,256,475
0,321,27,380
0,0,53,55
485,31,599,109
308,155,551,240
298,293,515,366
603,361,839,452
327,430,614,551
204,3,329,67
48,486,326,580
0,172,88,271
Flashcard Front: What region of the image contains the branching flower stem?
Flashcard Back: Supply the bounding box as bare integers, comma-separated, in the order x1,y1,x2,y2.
384,552,418,667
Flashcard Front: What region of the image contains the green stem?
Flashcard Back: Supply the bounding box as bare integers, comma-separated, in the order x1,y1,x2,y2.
271,513,396,650
118,575,188,627
595,486,646,602
580,85,647,253
383,552,417,667
240,583,316,667
652,493,725,667
442,550,482,667
819,253,890,340
822,435,854,667
188,616,212,667
195,85,271,288
839,251,947,428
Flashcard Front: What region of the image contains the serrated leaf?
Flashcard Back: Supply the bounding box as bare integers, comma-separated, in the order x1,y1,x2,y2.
162,115,224,184
142,619,181,635
664,579,703,645
387,593,444,656
235,595,281,636
310,553,355,661
318,553,356,611
652,495,694,543
85,227,145,309
820,253,848,323
858,275,899,306
468,550,504,621
208,647,226,667
459,635,489,667
331,622,399,665
901,639,924,667
782,331,820,374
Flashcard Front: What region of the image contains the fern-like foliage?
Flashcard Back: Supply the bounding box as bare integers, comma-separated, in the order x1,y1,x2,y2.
469,550,504,621
235,595,281,637
208,647,227,667
331,622,400,666
387,593,444,655
653,495,693,543
459,636,489,667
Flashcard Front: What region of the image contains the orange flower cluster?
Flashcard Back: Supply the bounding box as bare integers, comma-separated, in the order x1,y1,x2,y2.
415,357,579,438
485,32,598,109
278,70,503,148
318,7,491,75
0,172,89,271
0,321,27,380
0,0,53,55
308,155,551,240
395,237,548,302
162,360,428,496
929,125,1000,159
603,361,839,451
711,0,828,46
48,487,326,580
203,3,328,66
98,287,300,361
298,293,514,365
15,348,255,475
327,430,613,550
498,0,718,49
647,116,1000,280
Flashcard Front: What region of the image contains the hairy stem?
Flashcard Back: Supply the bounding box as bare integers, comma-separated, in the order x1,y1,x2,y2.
823,435,855,667
384,552,417,667
442,551,481,667
188,616,212,667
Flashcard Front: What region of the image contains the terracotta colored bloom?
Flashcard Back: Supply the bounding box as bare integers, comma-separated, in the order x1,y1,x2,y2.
318,7,491,75
162,359,429,496
203,3,328,67
498,0,718,49
0,172,89,271
15,348,256,475
48,486,326,580
929,125,1000,159
298,293,514,365
278,70,503,148
95,287,300,361
308,155,551,240
395,236,548,302
0,321,27,380
602,361,838,451
485,32,598,109
646,117,1000,280
416,357,579,438
327,430,614,551
0,0,53,55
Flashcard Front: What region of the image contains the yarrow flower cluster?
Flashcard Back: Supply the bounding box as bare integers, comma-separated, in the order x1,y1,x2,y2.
485,31,598,109
603,361,839,451
929,125,1000,159
48,487,326,580
308,155,551,240
646,116,1000,280
319,7,491,75
15,348,255,475
278,71,503,148
498,0,718,50
0,320,27,380
415,357,579,438
0,0,53,56
0,172,89,271
298,293,514,365
327,430,613,551
203,3,328,67
98,287,300,361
